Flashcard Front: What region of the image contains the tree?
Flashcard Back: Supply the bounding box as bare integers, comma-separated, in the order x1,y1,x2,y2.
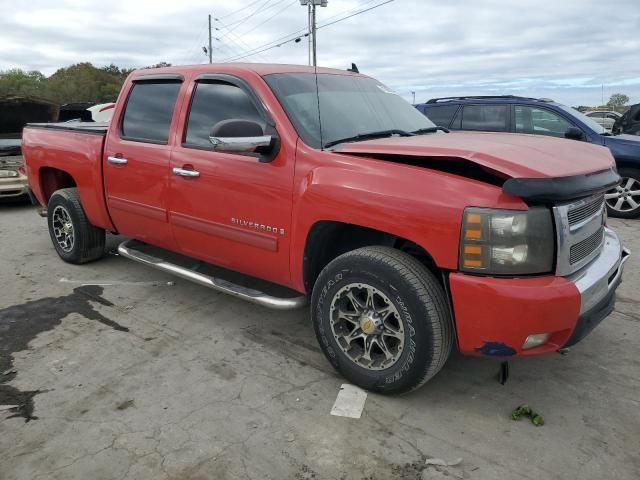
46,63,125,103
143,62,172,69
607,93,629,111
0,69,50,99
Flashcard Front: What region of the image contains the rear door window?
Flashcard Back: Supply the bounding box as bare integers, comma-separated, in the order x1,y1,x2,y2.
515,106,573,137
423,105,459,128
184,82,265,148
121,81,182,143
461,105,508,131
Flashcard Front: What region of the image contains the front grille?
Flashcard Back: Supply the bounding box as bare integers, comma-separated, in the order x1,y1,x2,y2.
0,156,24,169
570,227,604,265
554,194,606,275
567,195,604,226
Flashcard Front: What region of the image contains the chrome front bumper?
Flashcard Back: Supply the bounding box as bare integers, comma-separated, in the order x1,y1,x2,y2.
567,227,630,315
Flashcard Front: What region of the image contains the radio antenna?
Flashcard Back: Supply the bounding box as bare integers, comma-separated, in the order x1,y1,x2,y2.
314,64,324,150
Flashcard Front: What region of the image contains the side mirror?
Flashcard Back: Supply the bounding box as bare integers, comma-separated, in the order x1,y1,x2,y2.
564,126,585,141
209,119,273,154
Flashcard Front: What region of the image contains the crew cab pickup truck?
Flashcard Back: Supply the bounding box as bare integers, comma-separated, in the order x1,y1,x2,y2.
23,64,630,394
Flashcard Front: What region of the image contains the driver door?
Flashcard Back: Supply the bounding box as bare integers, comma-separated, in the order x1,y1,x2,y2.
168,75,295,285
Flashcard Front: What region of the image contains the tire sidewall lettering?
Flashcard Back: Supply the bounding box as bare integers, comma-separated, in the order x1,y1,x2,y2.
314,267,421,386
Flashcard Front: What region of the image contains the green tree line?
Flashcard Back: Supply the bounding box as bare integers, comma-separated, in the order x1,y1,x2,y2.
0,62,170,105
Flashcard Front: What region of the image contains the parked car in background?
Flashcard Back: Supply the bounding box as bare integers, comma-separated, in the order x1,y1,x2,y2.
613,103,640,136
87,103,115,122
585,110,621,131
416,96,640,218
22,64,629,394
0,139,29,201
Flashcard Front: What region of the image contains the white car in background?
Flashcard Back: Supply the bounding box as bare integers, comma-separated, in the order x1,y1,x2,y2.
585,110,622,131
87,102,115,122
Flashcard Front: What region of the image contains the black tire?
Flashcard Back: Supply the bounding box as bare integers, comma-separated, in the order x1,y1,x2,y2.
606,167,640,219
47,188,105,264
311,246,453,395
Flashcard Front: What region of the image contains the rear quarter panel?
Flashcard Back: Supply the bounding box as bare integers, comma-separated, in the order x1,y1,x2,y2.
22,127,114,231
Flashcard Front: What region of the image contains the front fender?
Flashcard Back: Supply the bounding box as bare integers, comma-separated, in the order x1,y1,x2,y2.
288,155,526,292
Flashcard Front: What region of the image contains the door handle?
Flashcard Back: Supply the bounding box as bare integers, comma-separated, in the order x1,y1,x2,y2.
172,167,200,178
107,156,128,165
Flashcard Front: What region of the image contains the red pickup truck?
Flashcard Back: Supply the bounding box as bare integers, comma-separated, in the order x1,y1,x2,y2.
23,64,630,394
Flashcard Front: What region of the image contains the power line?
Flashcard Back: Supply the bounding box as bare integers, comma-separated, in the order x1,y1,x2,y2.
238,0,299,37
220,0,392,62
216,0,265,21
216,1,379,64
220,0,395,62
317,0,394,29
214,18,271,62
220,0,275,30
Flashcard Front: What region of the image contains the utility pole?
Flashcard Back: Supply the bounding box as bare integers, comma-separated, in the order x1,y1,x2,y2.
412,91,416,104
300,1,328,66
307,3,312,66
208,14,213,64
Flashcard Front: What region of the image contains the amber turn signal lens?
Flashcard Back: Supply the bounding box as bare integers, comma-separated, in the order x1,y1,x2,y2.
462,244,484,268
463,212,484,241
465,229,482,240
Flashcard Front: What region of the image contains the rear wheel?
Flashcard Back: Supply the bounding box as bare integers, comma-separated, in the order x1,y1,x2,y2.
606,167,640,218
311,246,453,394
47,188,105,264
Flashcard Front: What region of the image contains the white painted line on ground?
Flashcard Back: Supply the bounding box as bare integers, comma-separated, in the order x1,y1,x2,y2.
59,277,174,287
330,384,367,419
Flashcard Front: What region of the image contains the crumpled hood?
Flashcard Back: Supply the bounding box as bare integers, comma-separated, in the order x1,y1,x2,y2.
334,131,615,179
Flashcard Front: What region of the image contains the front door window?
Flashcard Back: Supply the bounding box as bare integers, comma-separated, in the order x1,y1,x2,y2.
515,106,573,138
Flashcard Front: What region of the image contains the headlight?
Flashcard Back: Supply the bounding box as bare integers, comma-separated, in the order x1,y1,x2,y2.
459,207,554,275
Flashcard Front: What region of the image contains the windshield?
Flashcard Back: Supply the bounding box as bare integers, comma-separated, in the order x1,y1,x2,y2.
264,73,435,149
556,104,607,134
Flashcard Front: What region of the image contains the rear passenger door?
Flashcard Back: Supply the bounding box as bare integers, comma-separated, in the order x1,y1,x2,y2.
455,104,510,132
104,76,184,250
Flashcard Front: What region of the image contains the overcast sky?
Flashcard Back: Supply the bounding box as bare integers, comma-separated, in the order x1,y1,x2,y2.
1,0,639,106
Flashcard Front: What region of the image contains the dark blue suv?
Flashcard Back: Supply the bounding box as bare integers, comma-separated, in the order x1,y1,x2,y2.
415,96,640,218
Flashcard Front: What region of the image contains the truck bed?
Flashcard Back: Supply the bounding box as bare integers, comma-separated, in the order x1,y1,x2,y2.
22,123,115,231
26,121,109,135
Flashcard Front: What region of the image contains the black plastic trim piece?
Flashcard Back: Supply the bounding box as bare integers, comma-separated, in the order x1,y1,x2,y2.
502,167,620,202
132,73,184,82
24,123,108,135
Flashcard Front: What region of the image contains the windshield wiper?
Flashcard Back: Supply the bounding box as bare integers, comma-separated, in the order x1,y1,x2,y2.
324,129,413,148
411,126,450,134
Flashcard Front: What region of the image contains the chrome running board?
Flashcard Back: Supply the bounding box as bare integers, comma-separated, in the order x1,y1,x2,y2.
117,239,307,310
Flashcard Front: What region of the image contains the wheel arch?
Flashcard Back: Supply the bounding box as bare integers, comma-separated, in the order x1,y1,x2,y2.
39,167,77,205
302,220,442,293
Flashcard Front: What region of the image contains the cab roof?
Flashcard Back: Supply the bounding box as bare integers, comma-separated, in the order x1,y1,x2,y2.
128,63,362,80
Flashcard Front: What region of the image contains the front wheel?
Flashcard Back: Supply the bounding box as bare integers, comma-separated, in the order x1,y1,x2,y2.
311,246,453,395
47,188,105,264
606,167,640,218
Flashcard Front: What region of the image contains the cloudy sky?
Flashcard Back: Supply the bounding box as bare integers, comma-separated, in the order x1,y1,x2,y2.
1,0,639,106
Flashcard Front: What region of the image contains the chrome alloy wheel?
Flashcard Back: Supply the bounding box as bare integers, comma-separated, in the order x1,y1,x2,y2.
52,205,75,252
606,177,640,213
329,283,405,370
